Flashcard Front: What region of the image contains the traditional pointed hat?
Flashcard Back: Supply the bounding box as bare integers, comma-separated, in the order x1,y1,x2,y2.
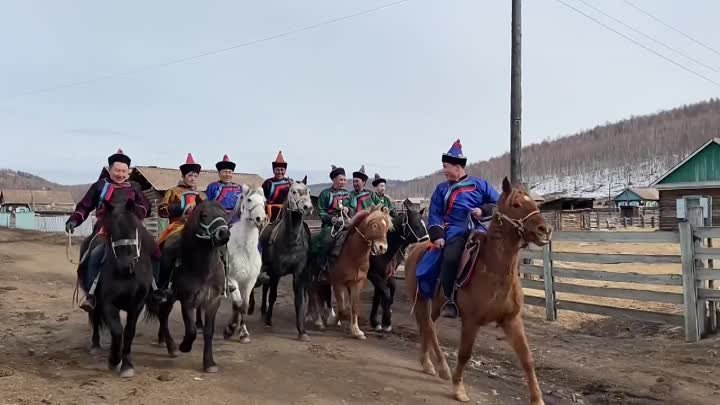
108,148,131,167
372,173,386,188
180,153,201,176
272,150,287,169
441,139,467,167
216,154,236,171
352,165,368,182
329,165,345,180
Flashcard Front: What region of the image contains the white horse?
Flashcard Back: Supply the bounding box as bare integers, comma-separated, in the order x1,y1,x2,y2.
223,185,268,344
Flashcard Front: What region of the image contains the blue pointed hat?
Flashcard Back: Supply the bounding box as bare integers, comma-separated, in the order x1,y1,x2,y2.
441,139,467,167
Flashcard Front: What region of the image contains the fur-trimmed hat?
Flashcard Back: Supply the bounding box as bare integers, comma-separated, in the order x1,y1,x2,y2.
441,139,467,167
216,154,236,171
329,165,345,180
371,173,386,187
180,153,201,176
108,148,131,167
272,150,287,169
352,165,368,182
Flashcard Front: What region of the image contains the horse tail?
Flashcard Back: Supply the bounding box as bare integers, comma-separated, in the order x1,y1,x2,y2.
88,302,108,332
403,241,431,315
142,297,161,322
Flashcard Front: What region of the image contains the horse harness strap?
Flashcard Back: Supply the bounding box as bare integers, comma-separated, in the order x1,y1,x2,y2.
196,217,229,240
494,209,541,248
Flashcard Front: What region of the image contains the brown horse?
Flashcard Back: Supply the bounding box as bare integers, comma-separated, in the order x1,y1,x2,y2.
326,205,392,340
404,178,552,404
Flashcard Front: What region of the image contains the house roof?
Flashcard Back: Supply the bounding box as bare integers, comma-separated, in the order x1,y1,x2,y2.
123,166,263,191
651,138,720,189
614,187,659,202
0,189,74,207
528,190,545,202
1,190,32,204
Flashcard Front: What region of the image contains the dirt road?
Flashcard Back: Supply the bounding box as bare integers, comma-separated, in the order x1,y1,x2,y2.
1,228,718,405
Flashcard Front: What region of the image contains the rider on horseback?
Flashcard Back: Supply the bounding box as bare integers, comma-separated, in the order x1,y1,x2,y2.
312,165,350,275
347,165,373,215
65,149,166,312
262,150,291,223
426,139,499,319
157,153,206,296
371,173,398,218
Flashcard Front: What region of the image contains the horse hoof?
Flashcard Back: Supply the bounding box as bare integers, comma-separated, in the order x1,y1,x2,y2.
374,325,382,332
204,366,219,374
239,336,251,344
382,325,392,333
439,367,452,381
298,333,310,342
89,346,101,356
120,368,135,378
168,350,178,358
223,328,235,340
179,343,192,353
422,366,437,377
454,384,470,403
354,333,367,341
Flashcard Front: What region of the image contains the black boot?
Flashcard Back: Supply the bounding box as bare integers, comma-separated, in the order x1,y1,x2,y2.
80,294,96,312
149,259,168,304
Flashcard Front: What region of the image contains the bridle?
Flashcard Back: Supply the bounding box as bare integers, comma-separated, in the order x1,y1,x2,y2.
196,216,229,240
398,213,429,243
494,209,542,248
243,197,268,230
110,228,141,272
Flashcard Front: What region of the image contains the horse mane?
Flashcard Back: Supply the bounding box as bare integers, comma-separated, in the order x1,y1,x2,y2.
348,210,372,228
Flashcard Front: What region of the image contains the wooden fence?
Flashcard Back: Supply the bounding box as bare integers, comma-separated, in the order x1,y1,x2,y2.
543,209,659,231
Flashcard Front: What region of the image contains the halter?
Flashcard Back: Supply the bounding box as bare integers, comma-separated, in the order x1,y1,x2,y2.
494,209,542,248
110,229,141,271
244,197,268,230
399,213,429,243
196,216,229,240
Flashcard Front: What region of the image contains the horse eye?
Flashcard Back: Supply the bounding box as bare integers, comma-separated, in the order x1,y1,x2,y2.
512,202,521,208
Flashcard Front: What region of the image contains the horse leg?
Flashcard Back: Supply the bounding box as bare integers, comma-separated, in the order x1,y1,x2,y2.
237,281,253,344
202,297,222,373
195,306,204,332
382,277,396,332
261,282,269,316
89,310,101,355
102,303,123,373
412,297,438,377
306,284,325,330
329,282,348,325
223,289,242,340
264,276,280,328
119,304,142,378
321,283,337,326
429,298,452,381
349,281,366,340
248,288,255,315
501,315,545,405
293,271,309,341
367,271,384,331
452,320,480,402
158,300,178,357
179,300,197,353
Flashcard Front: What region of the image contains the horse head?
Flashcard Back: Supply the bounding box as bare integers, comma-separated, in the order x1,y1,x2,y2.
286,176,313,217
240,185,268,229
398,200,429,243
358,205,393,256
495,177,552,247
101,199,144,273
190,200,231,245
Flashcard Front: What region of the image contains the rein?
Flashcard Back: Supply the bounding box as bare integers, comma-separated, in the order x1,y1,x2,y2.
196,216,229,240
494,209,542,248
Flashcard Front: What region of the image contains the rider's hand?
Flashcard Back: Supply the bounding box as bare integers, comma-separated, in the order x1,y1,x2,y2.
434,238,445,249
471,207,484,220
331,216,342,225
65,220,77,233
341,207,349,215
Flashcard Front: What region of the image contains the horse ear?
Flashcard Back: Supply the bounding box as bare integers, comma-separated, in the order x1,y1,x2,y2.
502,177,512,194
381,206,389,214
419,207,426,217
241,184,250,195
403,199,411,209
301,175,307,185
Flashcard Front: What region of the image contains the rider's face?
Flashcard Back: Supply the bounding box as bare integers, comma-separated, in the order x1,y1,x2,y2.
109,163,130,183
184,172,199,188
273,167,286,179
352,178,366,192
375,183,386,195
219,169,234,183
442,162,466,182
332,175,346,189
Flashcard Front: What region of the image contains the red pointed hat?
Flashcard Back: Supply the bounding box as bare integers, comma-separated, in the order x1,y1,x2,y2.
272,150,287,169
216,154,236,171
180,153,202,176
108,148,131,167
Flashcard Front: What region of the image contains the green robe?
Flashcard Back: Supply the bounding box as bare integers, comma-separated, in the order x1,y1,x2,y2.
348,189,374,214
313,187,351,256
372,192,397,218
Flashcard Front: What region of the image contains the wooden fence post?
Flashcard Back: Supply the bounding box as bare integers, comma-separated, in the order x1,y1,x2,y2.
542,242,557,321
679,221,700,342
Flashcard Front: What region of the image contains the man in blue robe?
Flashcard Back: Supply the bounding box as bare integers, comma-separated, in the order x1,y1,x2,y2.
426,139,500,318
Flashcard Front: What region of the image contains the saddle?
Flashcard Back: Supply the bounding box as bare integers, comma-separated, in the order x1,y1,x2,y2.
456,231,486,289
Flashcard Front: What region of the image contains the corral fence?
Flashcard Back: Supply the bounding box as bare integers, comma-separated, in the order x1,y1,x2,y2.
0,213,95,237
542,208,659,231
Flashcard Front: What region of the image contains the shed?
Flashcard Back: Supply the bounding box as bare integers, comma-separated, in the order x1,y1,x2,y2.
0,189,75,215
540,194,595,211
613,187,659,218
651,138,720,230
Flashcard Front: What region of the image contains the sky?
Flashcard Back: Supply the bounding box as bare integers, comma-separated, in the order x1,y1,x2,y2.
0,0,718,185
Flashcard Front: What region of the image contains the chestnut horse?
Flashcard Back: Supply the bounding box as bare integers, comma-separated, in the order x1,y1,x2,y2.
404,178,552,404
326,205,392,339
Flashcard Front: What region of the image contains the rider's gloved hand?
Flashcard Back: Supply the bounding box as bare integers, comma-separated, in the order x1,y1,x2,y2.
65,220,77,233
331,216,342,225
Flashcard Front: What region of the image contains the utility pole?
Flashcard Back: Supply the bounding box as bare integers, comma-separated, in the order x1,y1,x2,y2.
510,0,522,185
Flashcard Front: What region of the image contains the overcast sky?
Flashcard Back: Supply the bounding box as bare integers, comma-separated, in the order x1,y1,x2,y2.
1,0,718,185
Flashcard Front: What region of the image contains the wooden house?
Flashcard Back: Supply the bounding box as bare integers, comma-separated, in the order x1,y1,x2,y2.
651,138,720,230
613,187,659,218
0,189,75,215
539,194,594,211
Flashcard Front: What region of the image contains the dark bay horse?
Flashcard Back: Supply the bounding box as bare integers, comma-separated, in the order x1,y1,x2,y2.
404,178,552,404
84,199,156,378
149,200,230,373
368,203,428,332
258,177,314,340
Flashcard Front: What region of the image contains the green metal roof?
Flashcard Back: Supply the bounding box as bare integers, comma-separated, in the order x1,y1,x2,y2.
652,138,720,189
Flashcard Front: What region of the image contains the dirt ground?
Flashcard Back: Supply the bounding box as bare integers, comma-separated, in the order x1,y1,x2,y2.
1,229,719,405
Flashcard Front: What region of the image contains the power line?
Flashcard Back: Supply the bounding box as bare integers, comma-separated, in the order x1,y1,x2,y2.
1,0,411,102
575,0,718,73
624,0,720,58
552,0,720,87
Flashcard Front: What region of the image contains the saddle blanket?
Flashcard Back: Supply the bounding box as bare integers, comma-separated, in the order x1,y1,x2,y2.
158,221,185,245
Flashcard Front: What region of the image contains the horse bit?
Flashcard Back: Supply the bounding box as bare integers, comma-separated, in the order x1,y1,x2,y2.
110,229,142,271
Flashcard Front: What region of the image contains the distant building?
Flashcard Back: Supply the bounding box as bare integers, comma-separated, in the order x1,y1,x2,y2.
0,189,75,215
613,187,659,218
